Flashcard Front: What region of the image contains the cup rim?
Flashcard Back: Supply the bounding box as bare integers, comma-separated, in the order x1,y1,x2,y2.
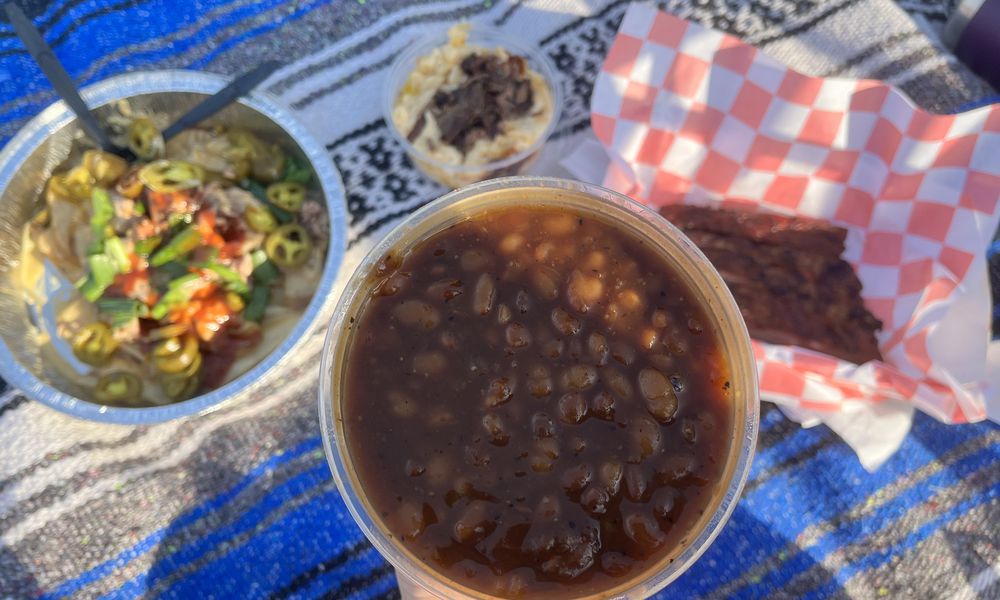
382,24,564,176
0,69,348,425
318,176,760,599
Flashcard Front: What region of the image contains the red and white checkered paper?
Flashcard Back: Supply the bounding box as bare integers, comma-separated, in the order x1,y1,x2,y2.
591,4,1000,425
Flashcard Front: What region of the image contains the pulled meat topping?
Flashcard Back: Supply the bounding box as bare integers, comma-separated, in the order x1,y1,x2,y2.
409,53,535,153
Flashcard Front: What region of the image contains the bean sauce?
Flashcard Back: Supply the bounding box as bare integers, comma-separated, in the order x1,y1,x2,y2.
344,205,732,598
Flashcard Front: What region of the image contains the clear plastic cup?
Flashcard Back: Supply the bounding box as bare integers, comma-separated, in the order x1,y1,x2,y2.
318,177,760,599
383,25,563,189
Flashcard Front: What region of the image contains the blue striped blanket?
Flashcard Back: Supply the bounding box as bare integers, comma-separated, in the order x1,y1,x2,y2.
0,1,997,598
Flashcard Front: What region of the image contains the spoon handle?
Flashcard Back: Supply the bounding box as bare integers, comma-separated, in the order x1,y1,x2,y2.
6,3,116,152
161,60,283,142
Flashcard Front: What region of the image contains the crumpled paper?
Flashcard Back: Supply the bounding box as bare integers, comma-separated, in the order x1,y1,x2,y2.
563,3,1000,470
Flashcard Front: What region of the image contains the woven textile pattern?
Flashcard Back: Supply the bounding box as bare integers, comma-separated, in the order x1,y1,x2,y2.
0,1,997,599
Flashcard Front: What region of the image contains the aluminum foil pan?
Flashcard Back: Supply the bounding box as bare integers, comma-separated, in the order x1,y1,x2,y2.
0,70,347,424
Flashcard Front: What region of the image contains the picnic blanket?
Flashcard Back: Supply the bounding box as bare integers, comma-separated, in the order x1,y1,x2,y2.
0,1,997,599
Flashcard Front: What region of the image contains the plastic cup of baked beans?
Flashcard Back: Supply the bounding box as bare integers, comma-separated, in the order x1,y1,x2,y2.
318,177,760,599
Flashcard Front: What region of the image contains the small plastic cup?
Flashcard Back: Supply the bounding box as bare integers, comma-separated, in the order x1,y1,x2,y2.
383,25,563,189
319,177,759,599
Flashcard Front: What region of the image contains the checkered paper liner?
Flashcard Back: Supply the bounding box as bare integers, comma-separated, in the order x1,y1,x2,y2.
591,3,1000,424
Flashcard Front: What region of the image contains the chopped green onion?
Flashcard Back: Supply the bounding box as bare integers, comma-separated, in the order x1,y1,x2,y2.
149,303,169,320
242,179,292,224
135,236,162,257
250,249,280,286
201,262,249,295
77,254,118,302
149,293,172,320
77,234,136,302
97,298,147,329
167,212,193,228
282,154,313,185
243,285,268,322
88,187,115,254
156,260,189,280
242,179,267,201
104,237,132,273
252,262,279,286
90,188,114,232
150,226,201,267
150,273,205,320
250,249,268,269
167,273,204,290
